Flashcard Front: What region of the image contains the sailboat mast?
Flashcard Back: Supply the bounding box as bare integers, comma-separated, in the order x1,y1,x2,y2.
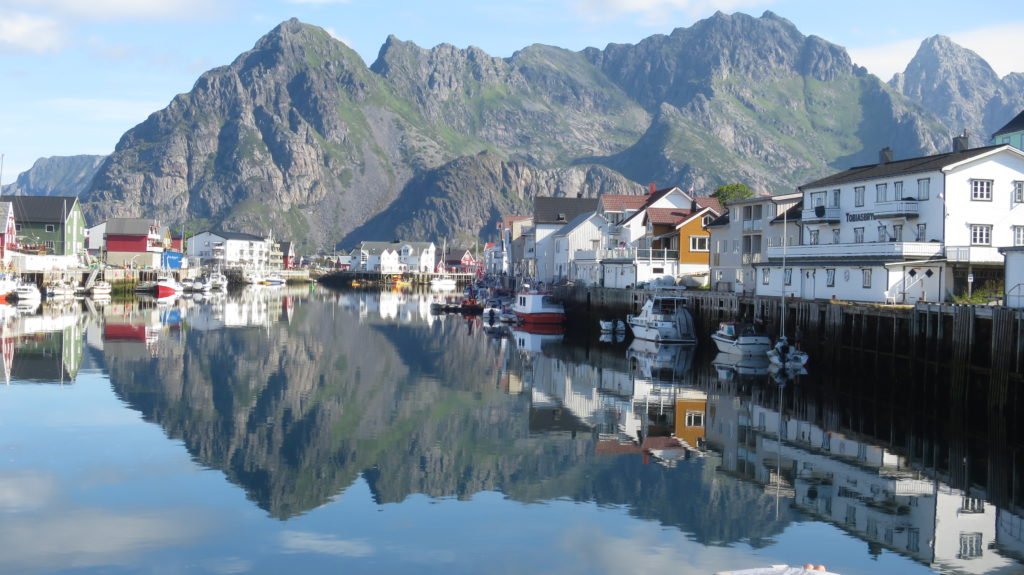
781,200,787,338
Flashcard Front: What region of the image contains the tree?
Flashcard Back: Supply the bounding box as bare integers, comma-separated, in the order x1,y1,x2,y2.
712,183,754,204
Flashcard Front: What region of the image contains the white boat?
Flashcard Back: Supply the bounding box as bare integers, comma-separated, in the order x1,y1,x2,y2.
88,281,113,296
14,282,41,301
192,276,213,291
180,277,195,291
134,280,156,293
45,281,76,298
627,338,694,382
512,290,565,325
430,276,457,290
209,271,228,290
242,270,263,284
599,319,626,333
0,274,17,301
262,273,285,286
711,321,772,356
712,352,771,381
626,290,696,344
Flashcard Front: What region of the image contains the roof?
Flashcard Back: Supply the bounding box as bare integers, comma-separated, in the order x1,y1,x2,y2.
994,109,1024,138
105,218,158,236
598,194,648,212
694,196,724,214
644,207,691,226
554,212,606,237
770,201,803,224
279,241,293,254
533,196,599,225
706,212,730,227
619,186,689,226
799,145,1005,190
0,195,78,224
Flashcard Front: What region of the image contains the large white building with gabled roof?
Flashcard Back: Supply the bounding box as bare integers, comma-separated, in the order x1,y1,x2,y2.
756,140,1024,303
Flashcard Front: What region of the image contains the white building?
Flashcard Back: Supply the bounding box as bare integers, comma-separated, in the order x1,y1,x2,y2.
1000,246,1024,307
708,193,801,294
527,197,599,283
349,241,435,273
759,141,1024,303
550,212,607,285
187,231,275,269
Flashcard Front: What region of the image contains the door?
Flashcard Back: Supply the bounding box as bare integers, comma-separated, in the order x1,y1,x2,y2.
801,269,816,300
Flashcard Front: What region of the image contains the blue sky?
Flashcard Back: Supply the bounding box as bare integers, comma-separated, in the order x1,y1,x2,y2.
1,0,1022,181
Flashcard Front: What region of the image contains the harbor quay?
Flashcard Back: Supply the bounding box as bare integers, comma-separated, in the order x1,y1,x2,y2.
555,285,1024,376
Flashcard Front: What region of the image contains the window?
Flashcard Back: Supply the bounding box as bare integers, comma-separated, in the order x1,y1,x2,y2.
918,178,930,200
878,226,887,242
733,239,739,254
685,411,704,427
826,269,835,287
690,236,709,251
831,189,840,207
44,240,54,250
917,223,927,242
894,181,903,199
970,224,992,245
652,267,664,274
1015,226,1024,246
784,268,792,286
855,186,865,207
845,504,856,526
833,229,840,244
811,191,826,207
908,528,920,553
876,183,888,202
958,532,983,559
971,179,993,201
893,224,902,242
762,267,770,285
862,269,872,288
854,227,864,243
15,224,21,232
1015,181,1024,203
702,215,713,226
809,230,819,245
45,224,55,232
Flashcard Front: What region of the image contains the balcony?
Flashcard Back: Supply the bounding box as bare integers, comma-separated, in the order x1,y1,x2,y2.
945,245,1002,264
742,219,763,232
599,247,678,261
875,201,919,218
766,241,943,261
802,206,841,223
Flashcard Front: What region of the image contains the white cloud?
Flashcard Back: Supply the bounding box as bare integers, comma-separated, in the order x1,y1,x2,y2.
949,23,1024,78
570,0,770,24
0,471,58,512
848,22,1024,82
0,11,64,53
0,508,198,572
323,27,353,47
280,531,374,557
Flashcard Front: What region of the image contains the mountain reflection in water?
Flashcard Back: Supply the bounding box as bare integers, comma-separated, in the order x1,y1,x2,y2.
0,286,1021,574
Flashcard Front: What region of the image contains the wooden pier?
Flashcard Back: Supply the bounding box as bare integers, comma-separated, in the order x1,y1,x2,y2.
555,285,1024,375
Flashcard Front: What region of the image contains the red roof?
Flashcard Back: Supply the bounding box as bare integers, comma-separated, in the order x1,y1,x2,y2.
599,194,648,212
645,207,691,226
695,196,723,214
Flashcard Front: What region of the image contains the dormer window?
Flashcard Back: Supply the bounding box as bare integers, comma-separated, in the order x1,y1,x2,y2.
557,213,566,222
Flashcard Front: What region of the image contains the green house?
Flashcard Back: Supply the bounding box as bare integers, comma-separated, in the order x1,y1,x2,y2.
0,195,86,256
992,109,1024,151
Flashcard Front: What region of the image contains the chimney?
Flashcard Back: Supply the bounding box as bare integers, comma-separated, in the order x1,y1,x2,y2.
953,130,969,152
691,198,697,212
576,192,582,198
879,147,893,164
648,182,656,195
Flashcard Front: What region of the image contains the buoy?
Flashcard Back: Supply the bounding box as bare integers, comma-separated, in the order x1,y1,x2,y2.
815,567,827,572
803,565,814,571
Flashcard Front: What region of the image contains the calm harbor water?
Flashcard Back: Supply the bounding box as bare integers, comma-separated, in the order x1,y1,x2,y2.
0,286,1022,574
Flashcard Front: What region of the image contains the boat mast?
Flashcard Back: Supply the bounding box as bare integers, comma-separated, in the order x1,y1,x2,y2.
780,199,787,339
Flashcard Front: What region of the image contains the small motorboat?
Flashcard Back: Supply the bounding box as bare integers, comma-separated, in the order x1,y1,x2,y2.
766,336,809,369
711,321,772,356
89,281,113,296
14,282,42,302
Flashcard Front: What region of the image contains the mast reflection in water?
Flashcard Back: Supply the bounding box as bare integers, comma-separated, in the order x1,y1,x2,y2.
0,286,1019,574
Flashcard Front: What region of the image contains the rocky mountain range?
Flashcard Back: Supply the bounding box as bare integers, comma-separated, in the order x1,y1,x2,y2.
9,11,1024,251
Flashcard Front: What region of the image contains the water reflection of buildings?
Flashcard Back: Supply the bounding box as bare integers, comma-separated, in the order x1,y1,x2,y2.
509,332,708,463
706,374,1023,573
3,302,84,384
